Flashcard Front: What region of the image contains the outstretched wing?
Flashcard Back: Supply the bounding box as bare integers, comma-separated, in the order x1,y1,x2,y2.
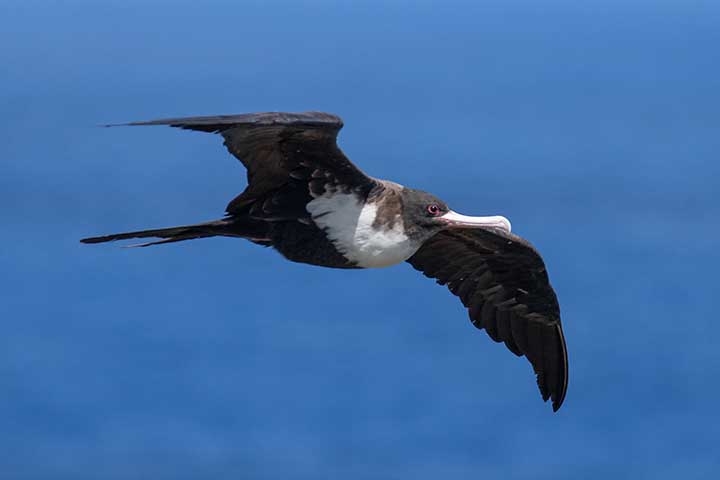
116,111,377,219
407,227,568,411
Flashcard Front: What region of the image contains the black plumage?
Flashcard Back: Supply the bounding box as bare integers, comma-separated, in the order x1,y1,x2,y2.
83,111,569,411
407,227,568,411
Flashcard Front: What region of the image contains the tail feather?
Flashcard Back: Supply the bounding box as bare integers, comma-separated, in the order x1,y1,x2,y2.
80,219,234,246
122,236,211,248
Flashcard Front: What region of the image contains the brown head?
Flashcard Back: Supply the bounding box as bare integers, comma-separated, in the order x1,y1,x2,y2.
400,187,512,244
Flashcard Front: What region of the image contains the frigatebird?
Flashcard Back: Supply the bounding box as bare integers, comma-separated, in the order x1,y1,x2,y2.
81,111,568,411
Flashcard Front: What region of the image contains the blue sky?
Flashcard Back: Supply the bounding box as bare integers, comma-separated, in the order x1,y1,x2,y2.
2,0,719,478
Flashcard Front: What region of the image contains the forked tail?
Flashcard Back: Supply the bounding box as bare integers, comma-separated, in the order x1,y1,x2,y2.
80,218,247,247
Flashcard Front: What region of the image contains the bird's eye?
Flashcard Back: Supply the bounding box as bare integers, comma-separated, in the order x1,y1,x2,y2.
426,204,442,216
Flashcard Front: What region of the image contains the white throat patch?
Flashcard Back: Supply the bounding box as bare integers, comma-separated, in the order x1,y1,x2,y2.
306,193,417,268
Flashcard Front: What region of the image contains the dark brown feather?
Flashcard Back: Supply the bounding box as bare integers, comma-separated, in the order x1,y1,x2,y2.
407,226,568,411
116,112,377,218
88,112,376,268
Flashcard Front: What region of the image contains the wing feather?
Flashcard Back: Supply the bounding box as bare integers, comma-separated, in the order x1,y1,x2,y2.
110,111,377,217
407,227,568,411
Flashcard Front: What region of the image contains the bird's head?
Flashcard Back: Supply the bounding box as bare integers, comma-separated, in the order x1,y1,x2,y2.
401,188,512,241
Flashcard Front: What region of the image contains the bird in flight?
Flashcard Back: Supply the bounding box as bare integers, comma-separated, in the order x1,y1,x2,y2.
82,111,568,411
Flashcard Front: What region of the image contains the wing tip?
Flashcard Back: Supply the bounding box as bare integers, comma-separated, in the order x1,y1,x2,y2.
527,321,568,413
539,323,568,412
550,385,566,412
99,120,177,128
550,324,569,412
99,121,160,129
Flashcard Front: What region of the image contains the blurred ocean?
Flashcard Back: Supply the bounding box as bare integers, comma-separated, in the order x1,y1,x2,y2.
1,1,719,478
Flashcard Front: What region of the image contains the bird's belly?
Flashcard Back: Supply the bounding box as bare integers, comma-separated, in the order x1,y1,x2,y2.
344,233,417,268
307,192,420,268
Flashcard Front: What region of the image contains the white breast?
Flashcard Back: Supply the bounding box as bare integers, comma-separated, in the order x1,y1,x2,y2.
306,193,418,268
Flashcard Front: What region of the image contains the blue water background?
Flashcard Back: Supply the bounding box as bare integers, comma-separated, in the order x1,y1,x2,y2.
1,1,719,478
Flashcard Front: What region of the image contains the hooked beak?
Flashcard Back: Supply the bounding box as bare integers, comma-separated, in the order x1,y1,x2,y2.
439,210,512,233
